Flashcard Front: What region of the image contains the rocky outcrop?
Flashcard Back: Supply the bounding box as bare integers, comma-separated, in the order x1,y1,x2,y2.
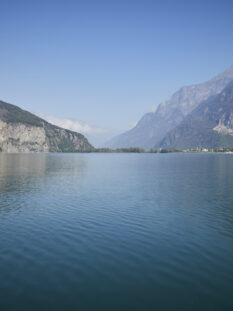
0,101,94,153
107,64,233,149
157,80,233,149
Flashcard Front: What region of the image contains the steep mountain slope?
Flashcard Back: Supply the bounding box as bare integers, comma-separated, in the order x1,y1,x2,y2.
157,80,233,149
107,64,233,149
0,101,94,152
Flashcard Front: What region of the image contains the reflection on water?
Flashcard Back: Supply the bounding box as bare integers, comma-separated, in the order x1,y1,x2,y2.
0,153,233,311
0,154,88,212
0,153,89,177
0,154,46,197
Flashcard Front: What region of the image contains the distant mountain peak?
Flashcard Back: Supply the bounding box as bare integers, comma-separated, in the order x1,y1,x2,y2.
106,64,233,149
157,79,233,149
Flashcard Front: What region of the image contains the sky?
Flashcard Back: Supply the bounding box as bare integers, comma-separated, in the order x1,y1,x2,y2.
0,0,233,146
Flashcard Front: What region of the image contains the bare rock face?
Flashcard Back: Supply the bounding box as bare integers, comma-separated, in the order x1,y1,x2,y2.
157,80,233,149
213,113,233,136
0,101,94,153
0,121,49,152
107,64,233,149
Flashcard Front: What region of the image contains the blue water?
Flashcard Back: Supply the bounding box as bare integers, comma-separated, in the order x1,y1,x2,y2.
0,153,233,311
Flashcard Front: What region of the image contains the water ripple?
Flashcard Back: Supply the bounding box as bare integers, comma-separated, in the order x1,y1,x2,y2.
0,153,233,310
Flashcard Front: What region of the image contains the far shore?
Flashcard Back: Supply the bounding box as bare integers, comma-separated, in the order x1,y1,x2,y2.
1,148,233,154
91,147,233,154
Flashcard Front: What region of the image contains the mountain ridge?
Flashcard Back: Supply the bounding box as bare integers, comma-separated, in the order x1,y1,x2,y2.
157,79,233,149
0,100,94,153
106,64,233,149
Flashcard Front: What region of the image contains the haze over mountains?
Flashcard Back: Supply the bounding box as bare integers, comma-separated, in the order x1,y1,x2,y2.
158,80,233,149
106,64,233,149
1,64,233,152
0,101,93,153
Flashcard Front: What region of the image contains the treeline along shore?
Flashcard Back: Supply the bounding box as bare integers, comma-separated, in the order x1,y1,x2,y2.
90,147,233,153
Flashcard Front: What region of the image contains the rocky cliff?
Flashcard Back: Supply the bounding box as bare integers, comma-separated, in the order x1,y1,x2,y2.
107,64,233,149
157,80,233,149
0,101,94,153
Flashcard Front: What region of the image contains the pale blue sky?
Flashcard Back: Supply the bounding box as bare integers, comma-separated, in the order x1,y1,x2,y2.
0,0,233,145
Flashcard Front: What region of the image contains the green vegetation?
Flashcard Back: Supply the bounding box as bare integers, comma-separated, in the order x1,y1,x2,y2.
92,147,233,153
0,101,44,127
150,148,181,153
93,147,182,153
57,138,77,152
0,100,94,153
115,147,145,153
94,147,145,153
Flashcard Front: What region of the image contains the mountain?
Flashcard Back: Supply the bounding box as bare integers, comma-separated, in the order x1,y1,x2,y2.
157,80,233,149
0,100,94,152
106,64,233,149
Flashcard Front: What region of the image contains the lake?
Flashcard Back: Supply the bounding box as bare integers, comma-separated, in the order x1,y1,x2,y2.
0,153,233,311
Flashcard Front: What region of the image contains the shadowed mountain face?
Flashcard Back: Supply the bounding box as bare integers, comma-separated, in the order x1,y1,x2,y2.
0,101,94,153
157,80,233,149
107,65,233,149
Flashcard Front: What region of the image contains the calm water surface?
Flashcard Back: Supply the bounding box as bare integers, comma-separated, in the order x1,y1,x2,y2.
0,153,233,310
